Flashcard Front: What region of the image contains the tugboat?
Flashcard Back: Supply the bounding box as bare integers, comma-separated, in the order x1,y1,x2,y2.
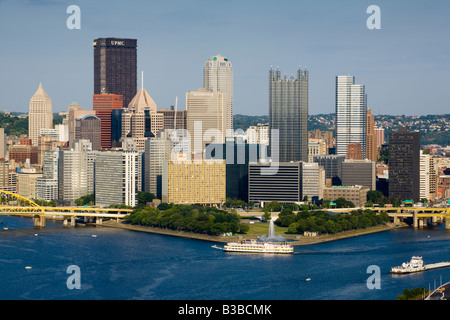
390,256,425,274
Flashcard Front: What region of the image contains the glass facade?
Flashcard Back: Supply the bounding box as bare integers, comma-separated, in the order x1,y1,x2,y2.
269,68,308,163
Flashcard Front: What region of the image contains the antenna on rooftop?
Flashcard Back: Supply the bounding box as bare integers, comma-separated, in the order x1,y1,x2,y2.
141,71,144,90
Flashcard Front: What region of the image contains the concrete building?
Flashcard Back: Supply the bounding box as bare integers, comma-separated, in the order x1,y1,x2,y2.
144,131,175,199
269,67,309,162
420,150,437,201
248,162,302,203
246,123,269,146
366,108,378,162
95,149,142,207
162,159,226,206
29,83,53,146
75,115,102,151
341,159,376,190
58,140,95,205
313,155,346,186
36,148,60,201
17,170,43,200
186,88,227,155
157,106,187,130
301,162,325,201
323,185,370,207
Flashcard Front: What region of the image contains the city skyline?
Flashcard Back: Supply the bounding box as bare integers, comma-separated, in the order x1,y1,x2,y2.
1,0,449,117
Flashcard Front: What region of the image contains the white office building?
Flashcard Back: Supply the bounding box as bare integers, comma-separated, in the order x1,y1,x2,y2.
335,75,367,157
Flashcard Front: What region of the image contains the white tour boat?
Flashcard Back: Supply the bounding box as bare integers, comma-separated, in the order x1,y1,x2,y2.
390,256,425,274
223,240,294,254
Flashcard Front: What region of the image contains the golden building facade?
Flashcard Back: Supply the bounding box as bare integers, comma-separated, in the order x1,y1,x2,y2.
162,159,226,206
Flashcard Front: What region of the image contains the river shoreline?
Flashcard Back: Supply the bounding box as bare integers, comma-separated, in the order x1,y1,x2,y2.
99,220,409,246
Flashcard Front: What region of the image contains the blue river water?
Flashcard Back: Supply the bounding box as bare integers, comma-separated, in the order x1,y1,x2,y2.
1,215,450,300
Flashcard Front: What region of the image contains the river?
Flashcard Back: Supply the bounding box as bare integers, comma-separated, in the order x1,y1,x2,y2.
1,215,450,300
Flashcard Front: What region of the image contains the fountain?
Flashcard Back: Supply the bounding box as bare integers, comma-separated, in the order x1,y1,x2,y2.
258,219,286,243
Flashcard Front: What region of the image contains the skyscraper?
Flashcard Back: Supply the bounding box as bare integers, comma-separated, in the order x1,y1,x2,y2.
186,88,227,155
29,83,53,146
335,75,367,158
93,93,123,149
203,54,233,132
389,127,420,201
93,38,137,107
269,67,309,162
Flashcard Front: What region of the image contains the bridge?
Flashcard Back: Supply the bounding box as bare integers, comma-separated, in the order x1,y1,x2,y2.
326,206,450,229
0,190,133,228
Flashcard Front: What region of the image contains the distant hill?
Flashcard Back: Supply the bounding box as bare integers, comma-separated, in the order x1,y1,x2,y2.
234,113,450,147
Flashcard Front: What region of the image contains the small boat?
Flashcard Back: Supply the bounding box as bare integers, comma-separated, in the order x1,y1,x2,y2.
92,235,97,238
3,227,8,230
25,266,32,270
305,278,311,282
211,245,223,250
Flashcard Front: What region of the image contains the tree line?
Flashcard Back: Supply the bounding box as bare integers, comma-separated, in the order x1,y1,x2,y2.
123,204,249,236
275,208,390,235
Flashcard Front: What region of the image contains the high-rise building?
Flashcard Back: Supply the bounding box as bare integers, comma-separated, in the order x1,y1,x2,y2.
186,88,227,155
301,162,325,202
58,140,95,205
144,130,175,199
335,75,367,158
93,93,123,149
341,159,376,190
162,159,226,206
366,108,377,162
205,138,265,202
389,127,420,201
203,54,233,132
93,38,137,107
313,155,346,186
269,67,309,163
121,86,163,151
36,148,60,201
157,106,187,131
95,149,142,207
75,115,102,151
29,83,53,146
420,150,437,201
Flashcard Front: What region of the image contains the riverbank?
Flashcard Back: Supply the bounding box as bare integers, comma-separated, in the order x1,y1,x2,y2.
99,219,409,246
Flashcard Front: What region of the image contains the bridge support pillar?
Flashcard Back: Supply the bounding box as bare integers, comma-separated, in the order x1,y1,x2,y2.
63,218,68,227
70,216,76,227
393,216,400,225
34,215,45,228
413,212,418,229
96,217,102,225
445,217,450,230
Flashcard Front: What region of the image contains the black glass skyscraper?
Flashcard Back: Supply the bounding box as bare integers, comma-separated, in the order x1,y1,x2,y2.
269,67,308,163
388,127,420,202
93,38,137,108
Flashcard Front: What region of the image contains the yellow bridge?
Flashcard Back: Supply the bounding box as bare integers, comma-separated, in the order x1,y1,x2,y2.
0,190,133,228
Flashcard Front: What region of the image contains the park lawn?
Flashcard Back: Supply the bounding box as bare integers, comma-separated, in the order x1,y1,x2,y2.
245,221,289,237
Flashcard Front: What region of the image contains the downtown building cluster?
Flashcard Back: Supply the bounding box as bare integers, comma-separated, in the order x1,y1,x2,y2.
0,37,448,209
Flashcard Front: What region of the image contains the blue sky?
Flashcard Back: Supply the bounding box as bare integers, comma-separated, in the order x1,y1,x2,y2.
0,0,449,116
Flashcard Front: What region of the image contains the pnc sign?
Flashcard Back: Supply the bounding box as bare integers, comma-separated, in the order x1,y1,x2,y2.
111,40,125,46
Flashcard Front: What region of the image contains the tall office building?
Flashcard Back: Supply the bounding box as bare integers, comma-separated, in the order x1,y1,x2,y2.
93,38,137,107
121,86,163,151
420,150,437,201
93,93,123,149
186,88,227,154
389,127,420,201
75,115,102,151
366,108,377,162
335,75,367,158
203,54,233,132
29,83,53,146
144,131,175,199
269,67,309,163
95,150,142,207
58,140,95,205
